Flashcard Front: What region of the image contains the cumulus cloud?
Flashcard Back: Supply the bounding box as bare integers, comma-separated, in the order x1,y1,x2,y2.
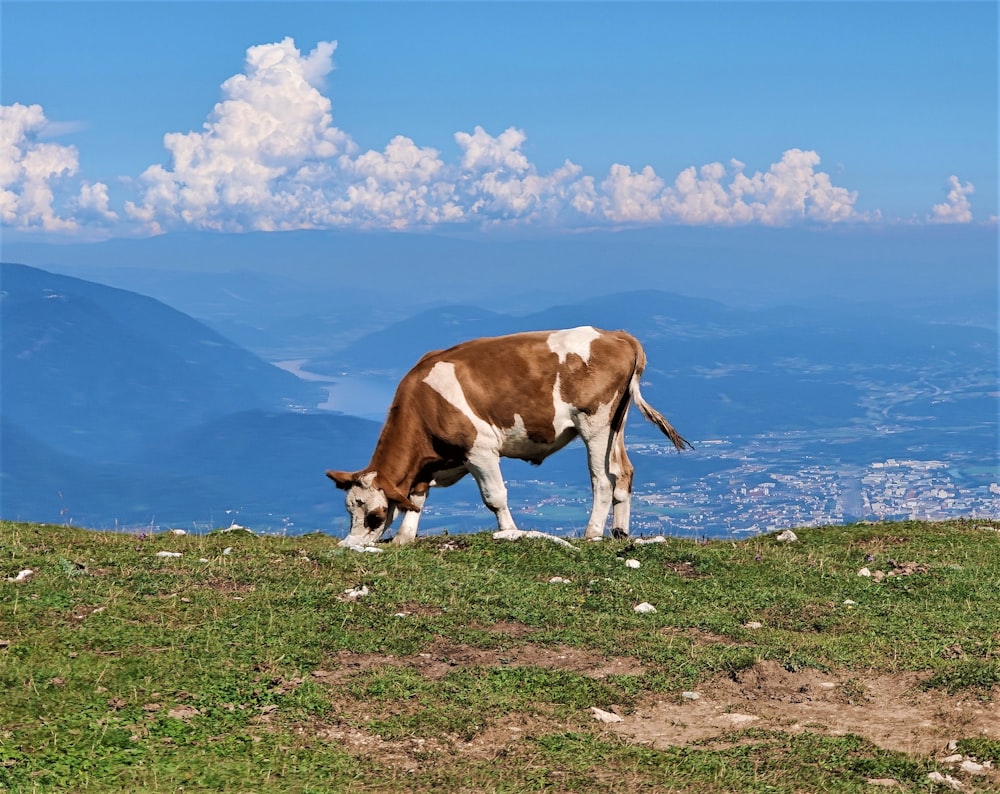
929,175,974,224
0,103,113,232
1,36,973,235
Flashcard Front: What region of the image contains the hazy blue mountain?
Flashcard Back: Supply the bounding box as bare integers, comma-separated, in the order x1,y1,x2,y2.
1,263,322,460
1,260,994,536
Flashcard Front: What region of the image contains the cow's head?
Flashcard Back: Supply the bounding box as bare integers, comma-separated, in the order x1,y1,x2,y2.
326,469,419,547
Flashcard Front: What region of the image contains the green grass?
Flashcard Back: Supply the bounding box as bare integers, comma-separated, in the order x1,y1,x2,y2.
2,519,998,792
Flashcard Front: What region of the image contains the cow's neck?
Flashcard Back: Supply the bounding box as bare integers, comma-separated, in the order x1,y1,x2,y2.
367,406,440,497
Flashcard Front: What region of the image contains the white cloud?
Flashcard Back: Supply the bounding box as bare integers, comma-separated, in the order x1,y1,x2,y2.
1,36,971,236
0,103,80,231
125,38,354,232
929,175,974,223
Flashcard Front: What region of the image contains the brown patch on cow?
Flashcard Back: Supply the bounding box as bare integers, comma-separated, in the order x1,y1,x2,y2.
557,331,638,415
611,660,1000,759
444,331,563,443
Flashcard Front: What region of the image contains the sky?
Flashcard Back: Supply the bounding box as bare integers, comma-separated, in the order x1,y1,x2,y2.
0,1,997,242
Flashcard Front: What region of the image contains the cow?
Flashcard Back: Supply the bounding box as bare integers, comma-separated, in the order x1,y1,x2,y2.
326,326,692,547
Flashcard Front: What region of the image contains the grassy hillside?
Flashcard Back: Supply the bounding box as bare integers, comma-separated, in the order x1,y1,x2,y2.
2,520,998,792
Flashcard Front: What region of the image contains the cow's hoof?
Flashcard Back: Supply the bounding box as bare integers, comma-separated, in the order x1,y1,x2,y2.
611,527,629,540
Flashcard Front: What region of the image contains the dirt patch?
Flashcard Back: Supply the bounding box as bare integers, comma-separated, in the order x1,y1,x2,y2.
612,660,999,760
312,640,648,685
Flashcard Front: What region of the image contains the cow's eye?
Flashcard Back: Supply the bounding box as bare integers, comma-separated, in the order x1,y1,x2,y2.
364,512,383,530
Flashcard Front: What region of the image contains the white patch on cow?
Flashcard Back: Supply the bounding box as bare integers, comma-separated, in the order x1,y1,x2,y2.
424,361,490,434
546,326,601,364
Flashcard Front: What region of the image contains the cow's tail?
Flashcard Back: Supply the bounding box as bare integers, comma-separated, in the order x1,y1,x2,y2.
628,343,693,452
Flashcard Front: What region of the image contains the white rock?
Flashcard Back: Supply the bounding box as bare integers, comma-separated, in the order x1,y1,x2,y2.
928,771,965,791
775,530,798,542
168,529,187,536
843,599,857,606
940,754,964,764
155,551,181,558
11,569,34,582
343,543,384,554
625,559,641,569
959,760,987,775
681,691,700,700
222,547,232,555
589,706,623,723
743,621,763,630
548,576,571,584
857,567,872,577
633,602,657,614
634,536,667,545
493,529,576,550
344,585,369,601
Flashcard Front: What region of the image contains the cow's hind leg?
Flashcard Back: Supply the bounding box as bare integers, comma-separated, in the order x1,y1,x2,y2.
466,454,518,533
609,432,634,539
581,425,615,540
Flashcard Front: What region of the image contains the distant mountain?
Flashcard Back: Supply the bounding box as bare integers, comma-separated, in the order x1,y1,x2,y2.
311,289,997,440
1,412,381,531
1,261,994,535
1,263,321,460
0,263,400,530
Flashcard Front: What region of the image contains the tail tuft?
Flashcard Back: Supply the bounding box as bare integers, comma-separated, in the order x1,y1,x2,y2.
630,376,693,452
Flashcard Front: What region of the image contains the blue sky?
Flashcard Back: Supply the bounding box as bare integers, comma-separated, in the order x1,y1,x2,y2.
1,1,997,240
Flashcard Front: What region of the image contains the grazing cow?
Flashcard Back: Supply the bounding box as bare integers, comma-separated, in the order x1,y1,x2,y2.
327,326,691,546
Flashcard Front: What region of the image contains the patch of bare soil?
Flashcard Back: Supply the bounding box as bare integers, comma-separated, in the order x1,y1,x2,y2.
611,660,998,760
308,643,997,788
312,640,648,686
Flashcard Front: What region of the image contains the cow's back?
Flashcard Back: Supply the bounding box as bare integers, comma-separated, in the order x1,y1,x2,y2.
405,327,640,444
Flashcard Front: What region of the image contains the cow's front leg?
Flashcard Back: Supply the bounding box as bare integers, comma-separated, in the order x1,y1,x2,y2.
466,454,518,532
392,491,426,545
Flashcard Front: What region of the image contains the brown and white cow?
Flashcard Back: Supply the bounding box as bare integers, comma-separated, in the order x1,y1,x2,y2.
326,326,691,546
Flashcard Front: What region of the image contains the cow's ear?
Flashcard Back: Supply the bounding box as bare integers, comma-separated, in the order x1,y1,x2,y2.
326,470,357,490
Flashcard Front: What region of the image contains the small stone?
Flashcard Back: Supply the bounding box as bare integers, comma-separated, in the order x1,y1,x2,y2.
873,570,886,582
625,559,641,569
940,754,964,764
959,760,987,775
743,621,763,630
775,530,798,542
155,551,181,558
343,585,369,601
843,599,857,606
681,691,700,700
928,771,965,791
633,602,657,614
222,547,232,555
858,567,872,577
866,779,899,788
589,706,623,723
168,529,187,536
11,569,34,582
548,576,571,584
